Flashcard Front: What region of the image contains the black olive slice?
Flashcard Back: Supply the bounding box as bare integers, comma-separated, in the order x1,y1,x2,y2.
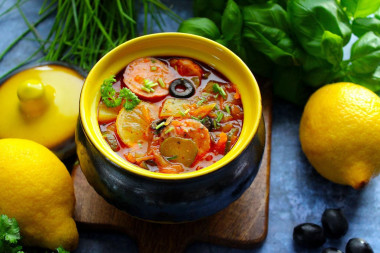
151,119,166,133
169,78,195,98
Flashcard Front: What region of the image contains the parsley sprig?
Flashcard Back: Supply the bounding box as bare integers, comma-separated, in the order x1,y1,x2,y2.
100,75,140,110
100,76,121,107
119,87,141,110
0,214,23,253
0,214,70,253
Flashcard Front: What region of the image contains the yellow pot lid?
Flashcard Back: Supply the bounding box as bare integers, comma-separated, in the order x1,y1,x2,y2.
0,63,85,150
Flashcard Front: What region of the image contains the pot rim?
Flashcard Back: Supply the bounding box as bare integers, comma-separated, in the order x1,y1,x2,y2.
80,32,262,180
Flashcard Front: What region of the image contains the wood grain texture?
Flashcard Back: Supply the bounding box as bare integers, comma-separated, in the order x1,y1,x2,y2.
72,80,272,253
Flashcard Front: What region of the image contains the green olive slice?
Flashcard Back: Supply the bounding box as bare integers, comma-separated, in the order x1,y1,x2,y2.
159,137,198,167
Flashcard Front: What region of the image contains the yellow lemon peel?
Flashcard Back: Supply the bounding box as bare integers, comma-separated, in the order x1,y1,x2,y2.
300,82,380,189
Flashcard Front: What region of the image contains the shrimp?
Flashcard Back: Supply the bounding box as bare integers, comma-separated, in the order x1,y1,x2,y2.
160,119,211,156
169,58,203,85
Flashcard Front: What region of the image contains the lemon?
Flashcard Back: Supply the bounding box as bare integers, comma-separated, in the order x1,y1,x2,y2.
299,82,380,189
0,138,78,250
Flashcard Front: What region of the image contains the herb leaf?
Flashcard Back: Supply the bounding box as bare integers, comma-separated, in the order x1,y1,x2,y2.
0,214,23,253
100,76,122,108
178,17,221,40
221,0,242,42
340,0,380,18
212,83,227,99
56,246,70,253
119,87,141,110
100,76,140,110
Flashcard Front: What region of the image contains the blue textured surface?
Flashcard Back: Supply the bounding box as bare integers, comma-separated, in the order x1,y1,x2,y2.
1,1,379,252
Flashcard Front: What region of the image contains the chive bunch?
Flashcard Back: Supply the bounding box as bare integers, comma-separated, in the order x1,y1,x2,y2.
40,0,180,71
0,0,180,77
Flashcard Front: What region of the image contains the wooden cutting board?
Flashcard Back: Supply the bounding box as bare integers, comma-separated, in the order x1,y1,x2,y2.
71,80,272,253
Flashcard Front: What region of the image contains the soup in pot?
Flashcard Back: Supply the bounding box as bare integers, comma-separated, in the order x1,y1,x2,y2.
98,57,243,174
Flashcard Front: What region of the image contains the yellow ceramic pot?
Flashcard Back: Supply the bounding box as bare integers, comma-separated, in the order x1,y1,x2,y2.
76,33,265,222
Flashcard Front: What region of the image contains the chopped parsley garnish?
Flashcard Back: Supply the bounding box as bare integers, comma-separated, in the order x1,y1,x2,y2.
150,66,157,71
158,78,165,88
212,83,227,99
164,126,174,134
100,75,140,110
179,108,190,116
155,121,166,130
197,97,206,106
166,155,178,160
141,79,158,93
225,105,231,114
216,111,224,122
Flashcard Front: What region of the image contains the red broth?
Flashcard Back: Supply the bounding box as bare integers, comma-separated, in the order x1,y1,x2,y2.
98,57,243,174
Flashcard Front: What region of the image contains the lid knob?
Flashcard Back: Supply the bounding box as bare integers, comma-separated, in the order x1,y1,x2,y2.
17,79,51,118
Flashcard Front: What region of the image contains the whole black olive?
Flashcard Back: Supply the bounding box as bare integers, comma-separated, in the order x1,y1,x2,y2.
322,247,344,253
321,208,349,238
346,238,374,253
169,78,195,98
293,223,326,248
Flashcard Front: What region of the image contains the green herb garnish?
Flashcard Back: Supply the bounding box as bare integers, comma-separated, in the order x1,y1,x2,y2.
225,105,231,114
158,78,165,88
166,155,178,160
100,76,121,107
56,246,70,253
212,83,227,99
197,97,206,106
141,79,158,93
119,87,141,110
150,66,157,71
179,108,190,116
0,214,23,253
0,214,70,253
216,111,224,122
100,75,140,110
164,126,174,134
155,121,166,130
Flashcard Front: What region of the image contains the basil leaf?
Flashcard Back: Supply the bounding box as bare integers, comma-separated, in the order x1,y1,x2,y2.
376,6,380,20
321,30,343,68
221,0,242,41
349,31,380,74
352,17,380,37
345,66,380,93
178,17,221,40
340,0,380,18
229,38,274,77
288,0,351,60
302,66,345,87
242,3,301,66
236,0,267,5
193,0,227,26
243,3,290,33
